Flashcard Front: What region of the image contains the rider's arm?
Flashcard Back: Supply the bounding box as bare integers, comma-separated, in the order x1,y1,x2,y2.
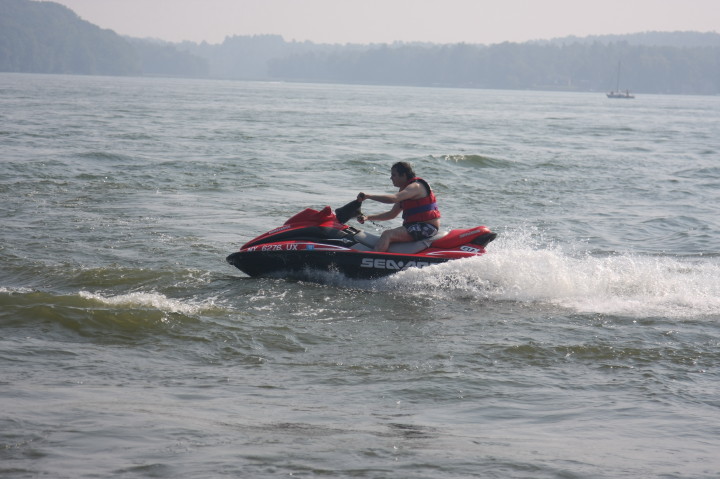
365,203,402,222
359,183,423,204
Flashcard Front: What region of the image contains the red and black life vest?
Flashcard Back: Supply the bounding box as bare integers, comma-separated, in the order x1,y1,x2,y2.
401,177,441,225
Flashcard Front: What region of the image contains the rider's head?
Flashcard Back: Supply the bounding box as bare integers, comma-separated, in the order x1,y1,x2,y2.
391,161,415,181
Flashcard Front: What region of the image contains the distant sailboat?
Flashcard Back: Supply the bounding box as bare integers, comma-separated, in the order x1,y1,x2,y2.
607,61,635,99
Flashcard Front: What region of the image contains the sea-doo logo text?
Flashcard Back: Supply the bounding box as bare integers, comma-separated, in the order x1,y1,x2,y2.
360,258,431,270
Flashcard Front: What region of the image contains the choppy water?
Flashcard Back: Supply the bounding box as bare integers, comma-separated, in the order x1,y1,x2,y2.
1,73,719,478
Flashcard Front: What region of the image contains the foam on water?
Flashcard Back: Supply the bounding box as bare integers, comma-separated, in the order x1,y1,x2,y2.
379,228,720,319
78,290,219,316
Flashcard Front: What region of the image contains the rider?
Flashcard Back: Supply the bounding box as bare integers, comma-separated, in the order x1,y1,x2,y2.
357,162,441,252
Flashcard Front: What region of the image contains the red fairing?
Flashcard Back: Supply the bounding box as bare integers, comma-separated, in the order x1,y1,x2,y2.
430,226,493,248
240,206,346,249
284,206,345,229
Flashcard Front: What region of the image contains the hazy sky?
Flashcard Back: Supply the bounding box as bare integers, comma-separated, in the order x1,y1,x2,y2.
47,0,719,45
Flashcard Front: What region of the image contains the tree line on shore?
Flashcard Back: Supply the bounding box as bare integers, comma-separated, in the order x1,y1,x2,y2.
2,0,719,94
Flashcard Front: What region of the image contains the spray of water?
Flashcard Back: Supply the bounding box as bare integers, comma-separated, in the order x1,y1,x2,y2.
378,226,720,319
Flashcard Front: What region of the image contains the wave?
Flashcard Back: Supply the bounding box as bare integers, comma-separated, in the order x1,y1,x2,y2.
0,287,224,336
76,151,136,162
77,290,217,316
675,166,720,179
436,154,514,168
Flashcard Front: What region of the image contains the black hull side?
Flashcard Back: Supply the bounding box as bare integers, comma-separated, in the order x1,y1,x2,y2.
226,250,449,280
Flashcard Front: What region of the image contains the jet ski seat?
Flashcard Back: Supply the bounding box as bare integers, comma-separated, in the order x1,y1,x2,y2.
351,230,449,254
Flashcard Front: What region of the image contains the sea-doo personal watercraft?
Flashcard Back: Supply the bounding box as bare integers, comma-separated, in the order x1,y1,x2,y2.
226,200,496,279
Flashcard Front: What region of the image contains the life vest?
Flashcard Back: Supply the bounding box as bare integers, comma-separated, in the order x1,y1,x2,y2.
401,177,441,225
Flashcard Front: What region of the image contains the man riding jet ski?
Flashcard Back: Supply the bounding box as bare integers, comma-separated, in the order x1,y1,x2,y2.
227,162,496,279
355,161,442,252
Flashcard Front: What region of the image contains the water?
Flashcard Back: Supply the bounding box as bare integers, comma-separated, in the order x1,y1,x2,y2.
1,73,719,478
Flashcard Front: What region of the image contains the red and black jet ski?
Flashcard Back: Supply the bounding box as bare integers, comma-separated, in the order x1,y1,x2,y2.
226,200,496,279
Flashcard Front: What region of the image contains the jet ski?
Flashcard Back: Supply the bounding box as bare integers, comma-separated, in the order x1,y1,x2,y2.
226,200,496,280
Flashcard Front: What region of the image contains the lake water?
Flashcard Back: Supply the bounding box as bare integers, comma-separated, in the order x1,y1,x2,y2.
1,73,719,478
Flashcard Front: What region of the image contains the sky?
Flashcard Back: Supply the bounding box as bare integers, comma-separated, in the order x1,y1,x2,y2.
46,0,719,45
